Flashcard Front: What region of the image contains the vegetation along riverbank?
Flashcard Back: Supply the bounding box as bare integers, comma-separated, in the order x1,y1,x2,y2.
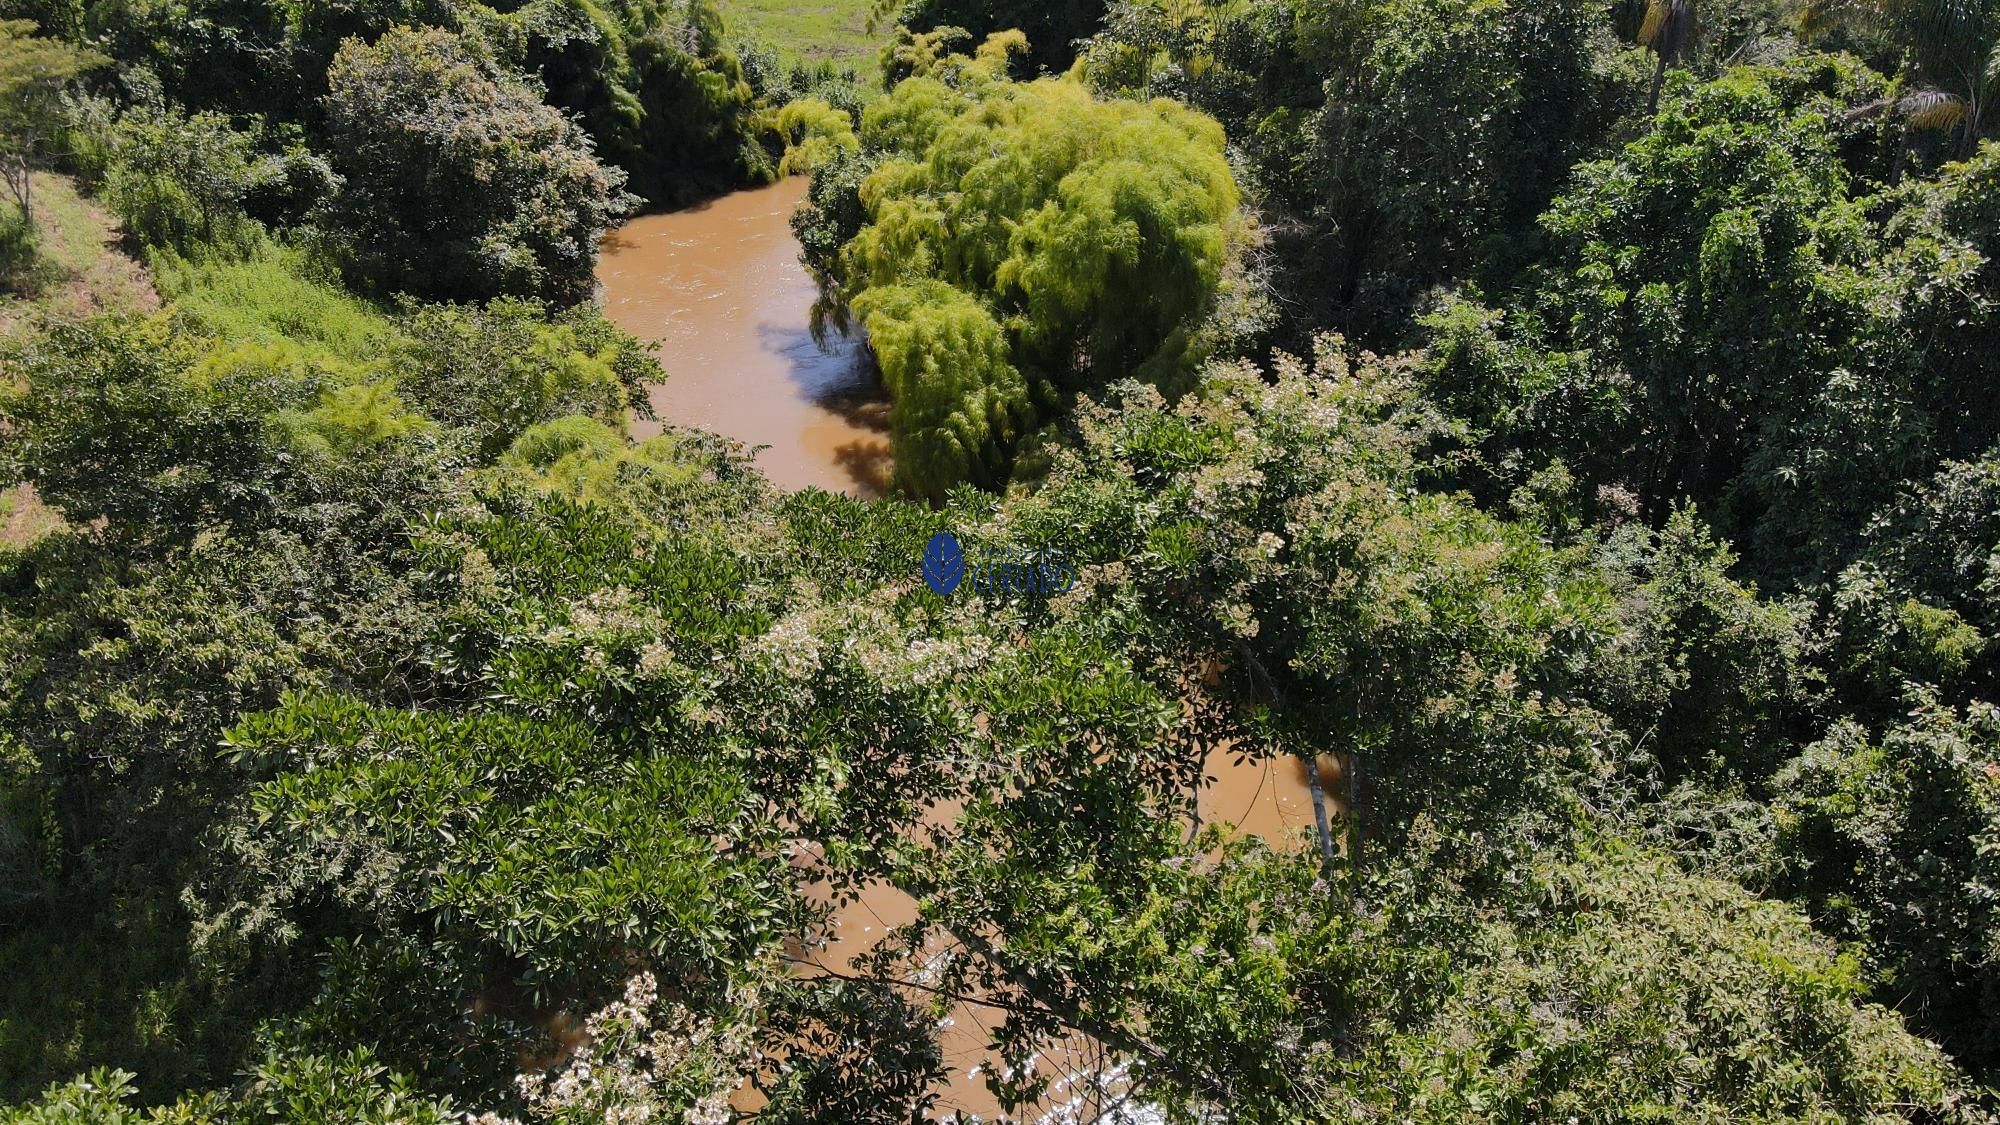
3,0,2000,1121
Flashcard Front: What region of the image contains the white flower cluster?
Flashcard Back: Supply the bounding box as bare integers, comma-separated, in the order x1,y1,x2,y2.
469,972,751,1125
749,589,996,690
854,631,995,688
567,587,662,639
459,546,505,606
636,641,679,682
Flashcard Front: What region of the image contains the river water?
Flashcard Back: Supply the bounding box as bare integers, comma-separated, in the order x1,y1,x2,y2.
597,178,893,496
595,181,1335,1120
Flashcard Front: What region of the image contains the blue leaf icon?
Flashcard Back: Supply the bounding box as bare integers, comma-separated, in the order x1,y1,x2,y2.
922,532,965,596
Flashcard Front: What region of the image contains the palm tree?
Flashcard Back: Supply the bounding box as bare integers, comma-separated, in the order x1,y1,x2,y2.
1615,0,1700,117
1804,0,1999,154
1643,0,1701,115
1890,0,1998,152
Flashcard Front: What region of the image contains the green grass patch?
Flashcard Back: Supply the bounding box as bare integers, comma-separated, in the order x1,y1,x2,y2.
10,177,108,284
725,0,883,69
151,245,396,365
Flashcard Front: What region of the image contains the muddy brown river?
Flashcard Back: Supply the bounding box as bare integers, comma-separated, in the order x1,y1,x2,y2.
596,180,1332,1120
598,177,892,496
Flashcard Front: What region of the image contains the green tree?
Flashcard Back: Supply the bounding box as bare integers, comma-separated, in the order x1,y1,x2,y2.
0,313,462,1099
1589,506,1821,789
316,26,637,304
98,103,269,256
486,0,776,208
386,297,658,459
5,307,1994,1117
1620,0,1699,115
1081,0,1636,339
874,0,1107,73
767,95,858,176
851,279,1032,500
1424,58,2000,581
1882,0,1999,150
1773,697,2000,1079
817,40,1243,495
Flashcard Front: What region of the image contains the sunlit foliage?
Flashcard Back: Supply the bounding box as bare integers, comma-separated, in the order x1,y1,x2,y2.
767,95,859,175
387,297,657,458
816,35,1243,495
7,0,2000,1118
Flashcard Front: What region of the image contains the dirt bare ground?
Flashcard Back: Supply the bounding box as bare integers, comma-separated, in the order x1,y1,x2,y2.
0,485,60,546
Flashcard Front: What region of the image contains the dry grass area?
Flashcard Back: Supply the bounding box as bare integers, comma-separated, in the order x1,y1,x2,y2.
0,486,61,547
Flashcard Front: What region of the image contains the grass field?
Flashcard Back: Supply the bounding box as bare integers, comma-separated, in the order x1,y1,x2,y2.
724,0,883,70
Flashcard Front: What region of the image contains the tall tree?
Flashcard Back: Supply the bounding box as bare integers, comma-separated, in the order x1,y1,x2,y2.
1619,0,1700,115
315,26,637,304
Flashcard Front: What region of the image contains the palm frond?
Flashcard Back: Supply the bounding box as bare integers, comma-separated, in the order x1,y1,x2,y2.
1797,0,1843,41
1638,0,1698,62
1897,86,1971,127
1890,0,1986,61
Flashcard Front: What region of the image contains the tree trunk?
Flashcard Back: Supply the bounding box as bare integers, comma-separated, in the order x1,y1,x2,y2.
3,159,32,227
1303,750,1336,871
1346,747,1362,873
1646,50,1668,119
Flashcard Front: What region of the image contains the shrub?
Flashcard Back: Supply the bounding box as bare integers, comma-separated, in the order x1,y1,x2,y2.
386,298,658,458
98,104,267,257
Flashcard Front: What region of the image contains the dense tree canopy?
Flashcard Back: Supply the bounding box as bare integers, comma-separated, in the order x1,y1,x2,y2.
5,0,2000,1120
1080,0,1640,342
1423,58,2000,582
10,317,1998,1120
495,0,777,207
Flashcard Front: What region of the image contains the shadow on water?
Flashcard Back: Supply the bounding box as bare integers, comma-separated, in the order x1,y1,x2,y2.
828,402,895,496
756,319,882,409
598,228,643,255
755,317,894,497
